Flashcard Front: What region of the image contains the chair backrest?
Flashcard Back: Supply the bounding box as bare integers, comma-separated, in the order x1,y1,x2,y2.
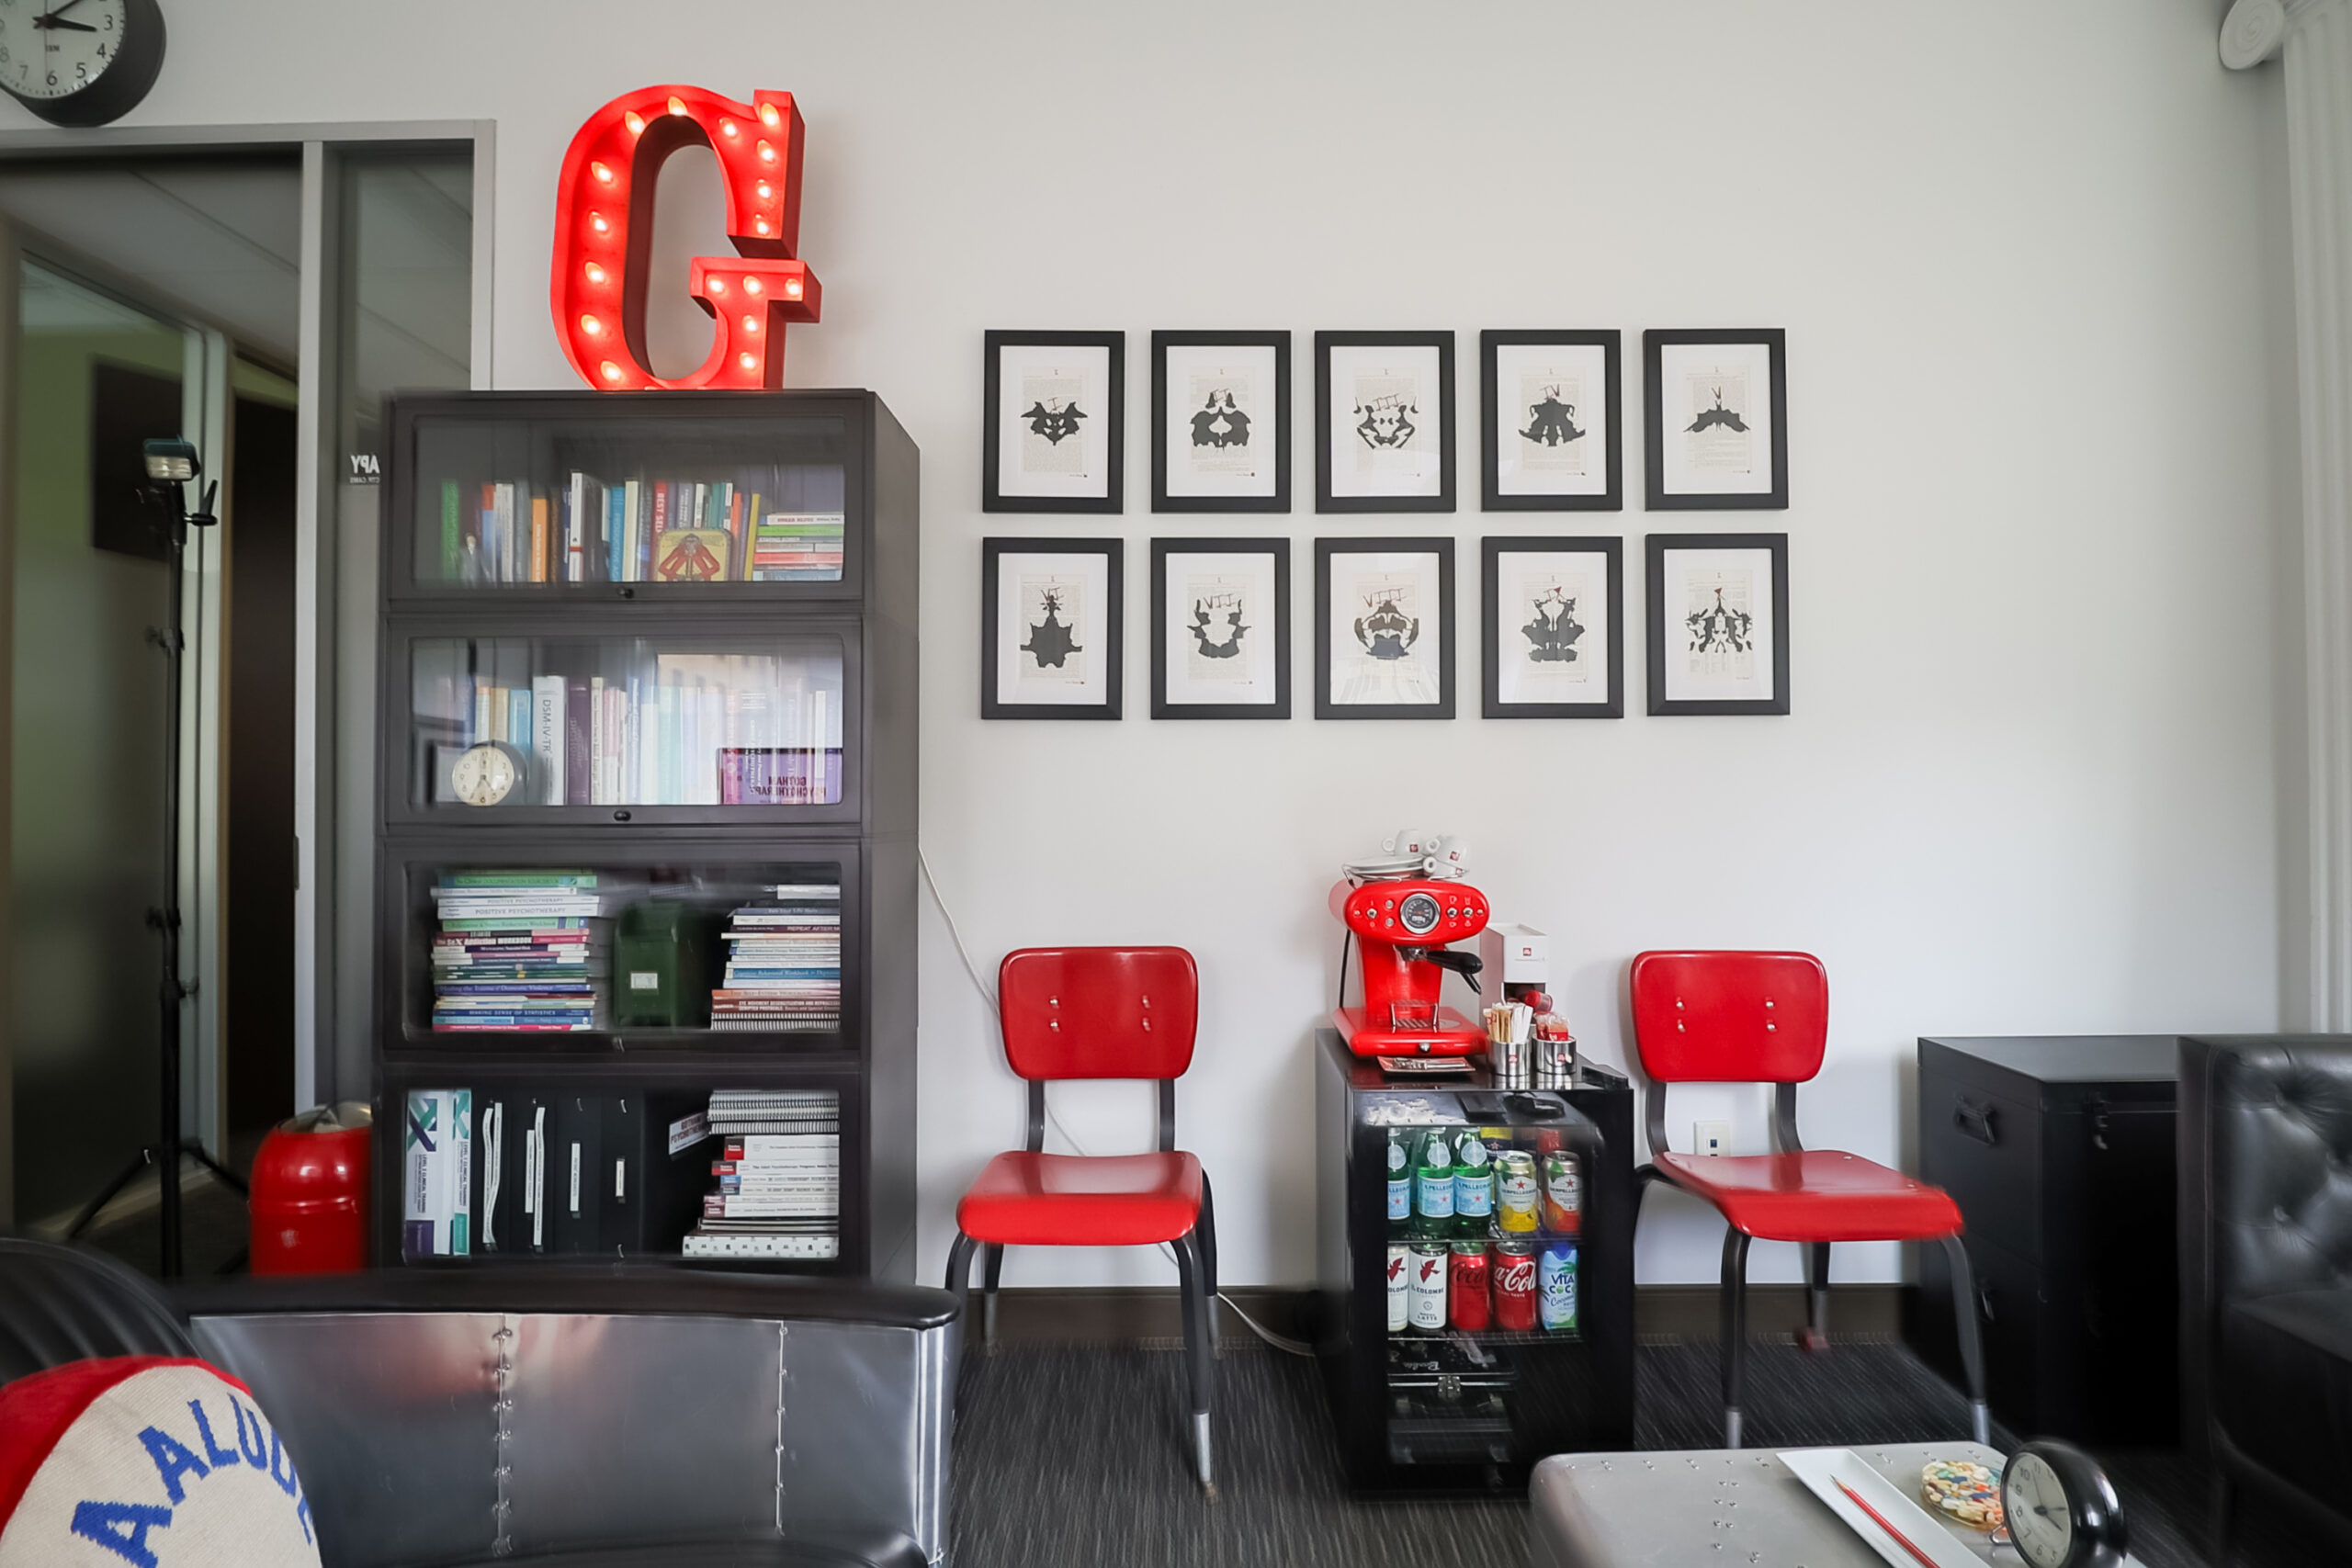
1628,950,1828,1085
0,1235,194,1386
998,946,1198,1081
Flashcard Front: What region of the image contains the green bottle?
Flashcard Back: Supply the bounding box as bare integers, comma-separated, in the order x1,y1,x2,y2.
1453,1129,1494,1237
1385,1130,1412,1235
1413,1128,1455,1236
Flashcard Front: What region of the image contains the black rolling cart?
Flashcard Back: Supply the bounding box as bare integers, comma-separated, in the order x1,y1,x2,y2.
370,389,919,1280
1314,1029,1634,1494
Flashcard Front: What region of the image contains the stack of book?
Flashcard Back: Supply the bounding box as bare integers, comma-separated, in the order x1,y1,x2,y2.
710,883,841,1032
681,1089,841,1260
428,871,613,1032
749,513,845,581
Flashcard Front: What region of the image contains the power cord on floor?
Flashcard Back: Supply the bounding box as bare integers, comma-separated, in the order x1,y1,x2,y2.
920,848,1316,1357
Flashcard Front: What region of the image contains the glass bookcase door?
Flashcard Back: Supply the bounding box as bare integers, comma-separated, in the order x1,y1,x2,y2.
394,402,859,599
394,622,859,826
385,850,860,1053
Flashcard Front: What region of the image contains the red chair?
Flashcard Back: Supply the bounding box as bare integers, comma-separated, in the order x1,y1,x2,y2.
944,946,1219,1493
1629,950,1988,1450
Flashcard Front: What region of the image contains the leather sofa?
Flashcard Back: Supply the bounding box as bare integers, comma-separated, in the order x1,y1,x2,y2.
2178,1034,2352,1559
0,1236,960,1567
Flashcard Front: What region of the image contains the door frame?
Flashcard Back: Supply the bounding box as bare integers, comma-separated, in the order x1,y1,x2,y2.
0,120,493,1226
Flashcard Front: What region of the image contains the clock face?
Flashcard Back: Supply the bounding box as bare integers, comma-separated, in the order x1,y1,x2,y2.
0,0,130,101
2004,1452,2075,1568
450,743,517,807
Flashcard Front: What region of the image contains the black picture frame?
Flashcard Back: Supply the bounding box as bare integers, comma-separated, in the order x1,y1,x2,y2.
1645,532,1790,716
1643,329,1788,510
1481,536,1623,718
1315,330,1456,513
1315,536,1456,719
1149,537,1291,719
980,536,1124,719
1480,331,1622,512
982,330,1125,513
1150,331,1291,513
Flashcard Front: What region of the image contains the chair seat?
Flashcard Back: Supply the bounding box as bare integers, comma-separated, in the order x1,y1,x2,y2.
2218,1286,2352,1511
956,1151,1204,1247
1654,1149,1962,1243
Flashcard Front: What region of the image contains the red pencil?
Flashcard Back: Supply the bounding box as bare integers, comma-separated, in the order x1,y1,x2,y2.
1833,1476,1943,1568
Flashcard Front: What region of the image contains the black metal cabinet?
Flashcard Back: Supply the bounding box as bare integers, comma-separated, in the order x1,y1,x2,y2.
1909,1035,2177,1444
371,390,919,1280
1314,1030,1634,1494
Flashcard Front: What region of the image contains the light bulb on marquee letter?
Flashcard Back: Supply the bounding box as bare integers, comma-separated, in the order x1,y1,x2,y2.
550,84,821,391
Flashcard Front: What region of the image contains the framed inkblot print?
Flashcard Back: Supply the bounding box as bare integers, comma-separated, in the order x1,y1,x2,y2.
1316,331,1455,513
1645,533,1789,716
1482,331,1621,511
981,537,1124,718
1150,537,1290,718
1316,537,1455,718
1152,332,1290,513
1481,536,1623,718
1644,329,1787,510
983,331,1125,513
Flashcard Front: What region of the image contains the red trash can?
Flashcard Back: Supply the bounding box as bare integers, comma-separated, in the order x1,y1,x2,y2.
249,1101,373,1274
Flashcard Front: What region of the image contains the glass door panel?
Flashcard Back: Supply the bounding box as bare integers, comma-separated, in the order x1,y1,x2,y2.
399,626,854,823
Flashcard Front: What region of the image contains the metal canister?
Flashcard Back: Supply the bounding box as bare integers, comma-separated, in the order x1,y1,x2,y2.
1540,1152,1582,1234
1492,1239,1539,1330
1386,1243,1409,1332
1408,1242,1449,1329
1448,1241,1491,1331
1495,1150,1541,1233
1533,1032,1577,1089
1539,1242,1579,1333
1488,1035,1532,1088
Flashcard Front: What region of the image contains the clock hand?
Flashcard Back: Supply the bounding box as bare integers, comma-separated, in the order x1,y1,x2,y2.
42,16,96,30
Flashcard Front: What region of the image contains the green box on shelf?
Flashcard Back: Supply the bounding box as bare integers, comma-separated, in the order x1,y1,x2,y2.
613,899,720,1028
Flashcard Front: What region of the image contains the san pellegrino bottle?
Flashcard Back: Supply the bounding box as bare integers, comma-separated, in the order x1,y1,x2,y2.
1453,1129,1494,1236
1414,1128,1455,1235
1385,1129,1411,1234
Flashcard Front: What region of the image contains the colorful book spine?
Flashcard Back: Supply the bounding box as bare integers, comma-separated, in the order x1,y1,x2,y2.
441,479,460,581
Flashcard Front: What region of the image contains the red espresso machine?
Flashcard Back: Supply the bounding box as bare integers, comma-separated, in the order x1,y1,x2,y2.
1329,877,1490,1065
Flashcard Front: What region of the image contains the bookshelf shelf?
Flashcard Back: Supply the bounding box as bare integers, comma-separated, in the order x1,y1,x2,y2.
374,390,919,1279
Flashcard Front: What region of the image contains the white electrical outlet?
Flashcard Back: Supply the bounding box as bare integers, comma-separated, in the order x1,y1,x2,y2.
1694,1120,1732,1156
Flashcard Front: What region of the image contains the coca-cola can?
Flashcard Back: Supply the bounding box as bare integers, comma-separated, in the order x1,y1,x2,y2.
1408,1242,1449,1330
1492,1239,1538,1331
1448,1242,1491,1331
1386,1244,1409,1332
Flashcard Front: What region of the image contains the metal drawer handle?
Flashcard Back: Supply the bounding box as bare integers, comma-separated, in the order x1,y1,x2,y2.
1953,1097,1998,1146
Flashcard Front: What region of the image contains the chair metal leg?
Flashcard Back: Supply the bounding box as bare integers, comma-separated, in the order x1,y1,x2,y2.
944,1231,977,1296
1172,1230,1216,1497
2210,1467,2234,1566
981,1243,1005,1353
1800,1241,1831,1351
1721,1227,1753,1449
1197,1173,1220,1355
1939,1234,1991,1446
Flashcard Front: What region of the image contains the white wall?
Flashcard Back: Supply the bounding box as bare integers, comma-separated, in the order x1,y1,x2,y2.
127,0,2296,1286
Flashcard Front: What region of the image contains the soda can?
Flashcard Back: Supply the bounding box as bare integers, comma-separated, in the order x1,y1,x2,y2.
1539,1242,1579,1333
1448,1242,1491,1331
1408,1242,1449,1330
1492,1239,1539,1331
1386,1243,1409,1333
1496,1151,1541,1233
1540,1152,1582,1234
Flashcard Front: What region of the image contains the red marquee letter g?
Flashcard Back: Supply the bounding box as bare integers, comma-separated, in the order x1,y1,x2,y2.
551,85,822,390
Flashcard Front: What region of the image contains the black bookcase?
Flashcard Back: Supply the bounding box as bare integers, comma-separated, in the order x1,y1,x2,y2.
371,389,919,1280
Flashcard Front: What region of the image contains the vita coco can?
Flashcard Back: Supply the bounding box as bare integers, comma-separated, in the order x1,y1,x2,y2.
1539,1242,1579,1333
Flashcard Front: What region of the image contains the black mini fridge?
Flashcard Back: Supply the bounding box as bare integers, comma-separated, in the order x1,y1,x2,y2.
1313,1029,1634,1494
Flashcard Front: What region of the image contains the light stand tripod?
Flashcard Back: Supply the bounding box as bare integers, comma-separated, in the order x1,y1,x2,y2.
64,438,246,1278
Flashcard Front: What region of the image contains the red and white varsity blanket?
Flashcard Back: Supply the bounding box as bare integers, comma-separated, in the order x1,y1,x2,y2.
0,1357,319,1568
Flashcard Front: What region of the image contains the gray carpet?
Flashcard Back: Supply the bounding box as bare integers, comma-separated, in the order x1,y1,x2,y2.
948,1337,2342,1568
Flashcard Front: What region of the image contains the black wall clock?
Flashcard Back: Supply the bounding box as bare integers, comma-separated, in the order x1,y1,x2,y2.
0,0,165,128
